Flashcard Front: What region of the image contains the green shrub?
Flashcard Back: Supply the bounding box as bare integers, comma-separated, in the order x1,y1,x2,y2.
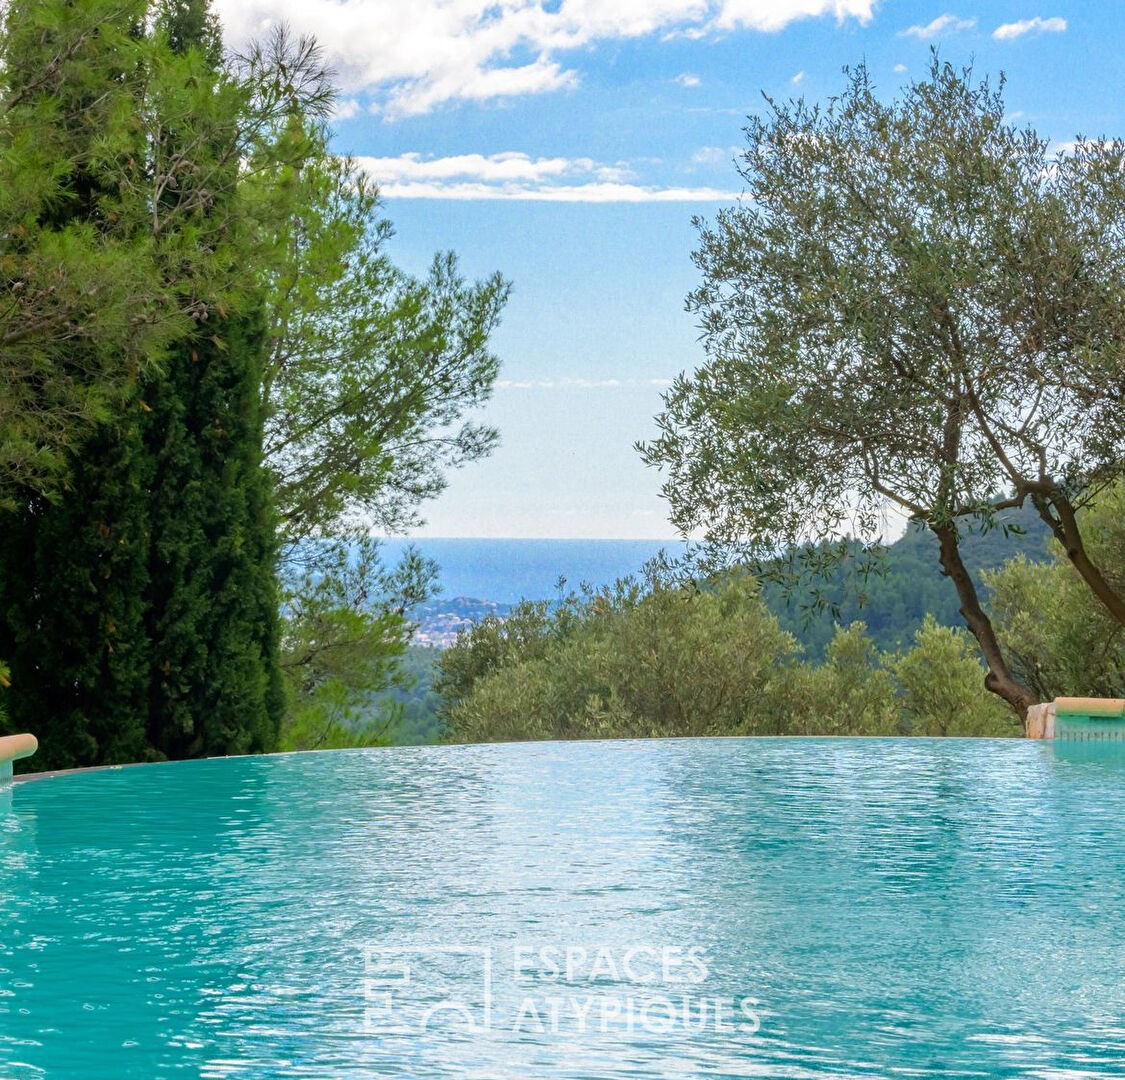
987,486,1125,702
439,564,1030,742
886,617,1016,737
756,623,899,736
442,573,797,742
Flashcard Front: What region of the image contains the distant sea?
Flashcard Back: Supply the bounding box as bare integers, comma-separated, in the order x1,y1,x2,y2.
379,538,688,605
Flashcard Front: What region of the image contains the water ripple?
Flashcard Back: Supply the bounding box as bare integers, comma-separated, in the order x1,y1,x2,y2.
2,739,1125,1077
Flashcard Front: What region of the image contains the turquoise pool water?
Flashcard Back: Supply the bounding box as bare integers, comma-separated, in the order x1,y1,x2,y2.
2,739,1125,1078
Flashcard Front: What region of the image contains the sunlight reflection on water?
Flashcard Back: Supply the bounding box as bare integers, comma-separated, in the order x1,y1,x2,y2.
2,738,1125,1078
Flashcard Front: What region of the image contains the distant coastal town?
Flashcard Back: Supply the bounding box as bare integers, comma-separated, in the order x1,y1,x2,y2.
412,598,512,648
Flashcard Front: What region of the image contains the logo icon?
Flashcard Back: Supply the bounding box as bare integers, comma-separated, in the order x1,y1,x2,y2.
363,945,493,1034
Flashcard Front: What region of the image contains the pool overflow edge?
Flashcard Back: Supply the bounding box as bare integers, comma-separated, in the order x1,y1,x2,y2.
3,707,1125,778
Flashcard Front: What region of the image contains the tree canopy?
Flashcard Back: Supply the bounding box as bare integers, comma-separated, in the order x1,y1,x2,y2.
260,152,508,545
989,481,1125,702
0,0,333,508
0,0,508,768
642,57,1125,715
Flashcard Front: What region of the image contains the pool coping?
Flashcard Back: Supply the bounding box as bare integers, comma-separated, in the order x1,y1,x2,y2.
12,762,152,784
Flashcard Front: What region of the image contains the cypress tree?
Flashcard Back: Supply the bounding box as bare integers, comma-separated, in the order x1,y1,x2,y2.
0,0,283,766
142,0,283,758
0,422,156,770
143,311,284,759
0,0,155,769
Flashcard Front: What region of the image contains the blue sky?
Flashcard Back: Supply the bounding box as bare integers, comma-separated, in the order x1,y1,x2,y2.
219,1,1116,538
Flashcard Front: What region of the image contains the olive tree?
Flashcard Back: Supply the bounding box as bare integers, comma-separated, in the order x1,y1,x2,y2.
642,58,1125,716
988,482,1125,702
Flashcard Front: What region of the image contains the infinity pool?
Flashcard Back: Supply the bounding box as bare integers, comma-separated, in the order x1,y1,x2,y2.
2,739,1125,1078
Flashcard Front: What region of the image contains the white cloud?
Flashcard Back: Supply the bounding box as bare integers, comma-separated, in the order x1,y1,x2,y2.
357,152,737,201
692,144,739,164
899,13,976,39
893,62,907,72
674,72,701,87
214,0,876,117
359,151,628,184
791,70,806,85
992,15,1066,40
712,0,875,32
373,180,740,202
332,97,361,121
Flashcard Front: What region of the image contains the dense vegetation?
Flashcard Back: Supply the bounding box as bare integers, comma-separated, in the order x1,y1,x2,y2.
1,28,1121,758
988,486,1125,703
428,485,1119,745
428,497,1119,745
383,646,447,746
321,510,1055,746
765,507,1052,659
0,0,504,768
437,571,1016,742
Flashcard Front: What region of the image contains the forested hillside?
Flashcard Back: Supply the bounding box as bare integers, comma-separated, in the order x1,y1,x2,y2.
764,508,1053,659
